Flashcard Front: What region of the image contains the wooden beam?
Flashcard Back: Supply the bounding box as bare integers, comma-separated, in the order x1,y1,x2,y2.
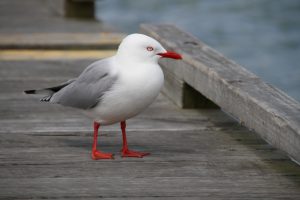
140,24,300,163
0,33,124,50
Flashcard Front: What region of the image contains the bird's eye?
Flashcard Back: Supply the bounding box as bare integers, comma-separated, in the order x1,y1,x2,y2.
146,46,154,51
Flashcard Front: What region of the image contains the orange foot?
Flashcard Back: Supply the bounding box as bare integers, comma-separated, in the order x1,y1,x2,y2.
91,150,114,160
121,149,150,158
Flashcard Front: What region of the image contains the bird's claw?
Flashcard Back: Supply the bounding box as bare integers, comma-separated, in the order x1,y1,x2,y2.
121,149,150,158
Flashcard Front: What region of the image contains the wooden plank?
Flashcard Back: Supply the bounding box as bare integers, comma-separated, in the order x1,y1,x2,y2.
0,33,124,49
0,49,116,60
140,24,300,164
0,130,300,199
0,176,299,199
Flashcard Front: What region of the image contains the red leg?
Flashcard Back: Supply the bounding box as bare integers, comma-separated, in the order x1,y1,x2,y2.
91,121,114,160
120,121,150,158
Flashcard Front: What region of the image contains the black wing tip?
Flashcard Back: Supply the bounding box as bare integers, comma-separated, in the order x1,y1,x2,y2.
24,90,36,94
40,96,52,102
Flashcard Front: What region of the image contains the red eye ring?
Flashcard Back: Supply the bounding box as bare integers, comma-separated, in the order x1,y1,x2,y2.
146,46,154,51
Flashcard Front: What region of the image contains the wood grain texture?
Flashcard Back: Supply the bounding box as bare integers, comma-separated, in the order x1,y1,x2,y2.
0,33,124,49
0,59,300,199
0,2,300,196
140,24,300,163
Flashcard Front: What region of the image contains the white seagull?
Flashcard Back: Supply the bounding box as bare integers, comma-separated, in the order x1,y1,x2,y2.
25,33,182,159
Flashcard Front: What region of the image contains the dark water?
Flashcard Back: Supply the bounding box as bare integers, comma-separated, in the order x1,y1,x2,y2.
96,0,300,102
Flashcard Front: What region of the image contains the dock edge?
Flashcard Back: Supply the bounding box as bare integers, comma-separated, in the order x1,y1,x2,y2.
140,23,300,164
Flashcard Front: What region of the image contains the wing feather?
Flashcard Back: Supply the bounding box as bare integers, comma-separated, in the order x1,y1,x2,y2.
50,58,118,109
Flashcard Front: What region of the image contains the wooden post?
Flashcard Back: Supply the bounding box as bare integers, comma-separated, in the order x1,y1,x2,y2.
64,0,95,19
158,51,218,108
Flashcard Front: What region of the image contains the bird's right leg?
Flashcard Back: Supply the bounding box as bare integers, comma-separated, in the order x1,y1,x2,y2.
91,121,114,160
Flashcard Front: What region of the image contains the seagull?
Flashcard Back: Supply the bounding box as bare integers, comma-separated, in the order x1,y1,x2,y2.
24,33,182,159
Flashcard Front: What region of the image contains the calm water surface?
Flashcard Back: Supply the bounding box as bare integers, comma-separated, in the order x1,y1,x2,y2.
96,0,300,102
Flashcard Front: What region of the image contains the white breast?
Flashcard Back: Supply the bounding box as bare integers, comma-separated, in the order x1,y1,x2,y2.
85,63,164,125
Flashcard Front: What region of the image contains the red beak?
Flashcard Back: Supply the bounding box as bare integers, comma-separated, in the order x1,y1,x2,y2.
157,51,182,60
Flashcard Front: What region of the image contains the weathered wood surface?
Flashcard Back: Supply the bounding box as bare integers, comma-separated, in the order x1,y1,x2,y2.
0,49,116,61
1,1,300,199
140,24,300,164
1,59,300,199
0,0,124,51
0,33,124,50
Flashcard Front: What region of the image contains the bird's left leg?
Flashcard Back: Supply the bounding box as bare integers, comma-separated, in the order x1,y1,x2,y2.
120,121,150,158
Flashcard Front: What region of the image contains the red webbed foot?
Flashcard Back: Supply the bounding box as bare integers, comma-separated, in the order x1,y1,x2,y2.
91,150,114,160
121,149,150,158
120,121,150,158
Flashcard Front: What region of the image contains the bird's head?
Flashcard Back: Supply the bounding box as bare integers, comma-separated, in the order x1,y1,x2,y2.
116,33,182,64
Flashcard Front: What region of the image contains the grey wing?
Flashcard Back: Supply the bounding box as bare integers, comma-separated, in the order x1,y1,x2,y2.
50,58,118,109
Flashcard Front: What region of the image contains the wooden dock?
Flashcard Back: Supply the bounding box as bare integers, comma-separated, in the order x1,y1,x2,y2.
0,0,300,199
